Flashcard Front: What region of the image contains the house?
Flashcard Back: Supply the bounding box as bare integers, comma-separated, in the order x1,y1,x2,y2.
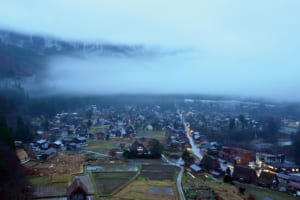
210,170,222,178
232,165,258,183
219,147,255,165
73,137,87,144
277,173,290,192
41,148,57,160
287,182,300,196
49,140,62,149
67,143,78,151
264,163,300,173
130,140,148,155
67,177,88,200
290,175,300,183
96,132,105,140
190,164,202,173
258,171,278,188
256,152,285,166
16,149,30,164
36,139,49,150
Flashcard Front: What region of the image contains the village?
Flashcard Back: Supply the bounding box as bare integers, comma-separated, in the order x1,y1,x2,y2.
14,100,300,200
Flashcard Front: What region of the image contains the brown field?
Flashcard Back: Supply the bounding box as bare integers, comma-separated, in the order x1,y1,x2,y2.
83,138,133,153
135,130,166,138
114,179,177,200
140,164,178,181
29,176,67,198
182,173,244,200
235,182,299,200
91,172,137,195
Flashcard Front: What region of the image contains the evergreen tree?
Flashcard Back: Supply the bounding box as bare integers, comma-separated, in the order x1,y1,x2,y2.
15,116,32,142
0,114,15,149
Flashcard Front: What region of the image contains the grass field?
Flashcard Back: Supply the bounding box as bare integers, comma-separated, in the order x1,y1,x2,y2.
114,179,177,200
136,130,166,138
235,182,299,200
29,176,49,185
29,176,67,198
182,173,244,200
83,139,133,153
89,125,108,133
91,172,137,195
140,164,178,181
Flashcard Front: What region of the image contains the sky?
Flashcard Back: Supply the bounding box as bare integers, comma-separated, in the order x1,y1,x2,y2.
0,0,300,101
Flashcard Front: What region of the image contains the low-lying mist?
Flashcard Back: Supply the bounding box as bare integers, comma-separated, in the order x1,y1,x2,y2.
23,52,300,102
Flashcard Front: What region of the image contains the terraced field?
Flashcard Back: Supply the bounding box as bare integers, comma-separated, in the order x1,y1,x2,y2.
91,172,137,195
140,164,178,181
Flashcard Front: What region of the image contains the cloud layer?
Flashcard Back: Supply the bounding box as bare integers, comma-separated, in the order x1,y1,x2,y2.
1,0,300,101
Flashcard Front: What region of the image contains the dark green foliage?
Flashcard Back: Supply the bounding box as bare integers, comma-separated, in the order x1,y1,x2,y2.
223,174,232,183
200,154,220,170
86,109,93,119
292,131,300,164
229,118,236,130
0,145,27,199
223,167,232,183
239,114,246,129
0,114,15,149
147,138,163,156
182,150,194,166
14,116,32,142
239,187,246,195
226,167,231,175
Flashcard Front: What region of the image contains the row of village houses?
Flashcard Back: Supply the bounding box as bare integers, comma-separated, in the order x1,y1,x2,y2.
164,122,300,196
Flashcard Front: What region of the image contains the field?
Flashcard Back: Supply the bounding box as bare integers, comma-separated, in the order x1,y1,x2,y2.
114,179,177,200
91,172,137,195
182,173,244,200
83,138,133,153
136,130,166,138
235,182,299,200
29,176,67,198
89,125,108,133
140,164,178,181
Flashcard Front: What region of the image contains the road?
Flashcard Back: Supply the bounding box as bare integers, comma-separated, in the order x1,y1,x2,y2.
178,109,203,160
161,154,186,200
81,149,108,157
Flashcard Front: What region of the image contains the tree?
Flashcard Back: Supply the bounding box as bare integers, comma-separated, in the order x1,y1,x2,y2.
147,138,163,157
229,118,236,130
182,150,194,166
267,117,280,134
86,109,93,119
0,145,27,199
0,114,15,149
292,131,300,164
105,134,110,141
223,167,232,183
108,149,117,160
15,116,32,142
264,117,280,141
239,115,246,129
226,167,231,175
87,119,92,128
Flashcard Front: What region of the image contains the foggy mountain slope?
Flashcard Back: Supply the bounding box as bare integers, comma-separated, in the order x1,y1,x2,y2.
0,29,144,78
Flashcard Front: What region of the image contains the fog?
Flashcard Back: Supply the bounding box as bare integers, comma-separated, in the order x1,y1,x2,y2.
1,0,300,101
22,51,300,101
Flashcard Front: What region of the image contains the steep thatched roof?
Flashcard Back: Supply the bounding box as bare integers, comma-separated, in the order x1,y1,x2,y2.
67,177,88,196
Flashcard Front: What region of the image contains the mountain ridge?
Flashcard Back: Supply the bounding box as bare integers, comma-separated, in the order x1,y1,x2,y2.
0,29,145,78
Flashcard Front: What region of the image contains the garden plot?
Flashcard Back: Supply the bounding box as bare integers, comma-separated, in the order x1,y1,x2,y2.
140,164,178,181
91,172,137,195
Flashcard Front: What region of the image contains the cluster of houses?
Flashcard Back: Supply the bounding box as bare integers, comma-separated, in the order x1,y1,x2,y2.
163,109,300,197
187,140,300,196
15,104,177,163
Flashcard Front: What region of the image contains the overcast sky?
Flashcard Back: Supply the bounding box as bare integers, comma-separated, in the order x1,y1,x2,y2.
1,0,300,101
